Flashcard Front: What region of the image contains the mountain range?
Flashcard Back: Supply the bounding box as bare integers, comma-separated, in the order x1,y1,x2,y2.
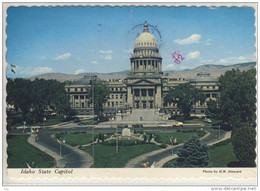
29,62,256,82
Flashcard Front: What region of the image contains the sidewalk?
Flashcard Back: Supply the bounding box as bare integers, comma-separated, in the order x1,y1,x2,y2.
207,131,231,146
155,131,231,168
27,134,66,168
124,131,210,168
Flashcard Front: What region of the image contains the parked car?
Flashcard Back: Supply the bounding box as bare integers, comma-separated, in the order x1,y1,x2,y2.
172,122,184,127
132,124,143,128
204,118,212,123
159,124,171,128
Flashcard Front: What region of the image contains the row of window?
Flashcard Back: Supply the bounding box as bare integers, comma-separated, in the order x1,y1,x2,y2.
110,87,125,91
200,85,217,89
74,95,88,99
110,94,123,99
107,101,123,107
164,85,217,91
206,93,217,98
137,42,156,46
67,88,86,92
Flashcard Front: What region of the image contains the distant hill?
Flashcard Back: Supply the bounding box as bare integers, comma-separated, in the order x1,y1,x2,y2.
29,62,256,82
164,62,256,79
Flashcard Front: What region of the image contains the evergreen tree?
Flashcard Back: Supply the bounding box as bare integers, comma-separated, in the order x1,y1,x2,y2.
176,136,209,167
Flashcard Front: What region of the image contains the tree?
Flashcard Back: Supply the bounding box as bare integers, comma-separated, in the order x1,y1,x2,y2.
30,79,71,122
218,69,256,130
7,78,32,120
205,99,220,119
6,78,74,123
164,83,205,119
88,80,110,119
176,136,209,167
232,126,256,167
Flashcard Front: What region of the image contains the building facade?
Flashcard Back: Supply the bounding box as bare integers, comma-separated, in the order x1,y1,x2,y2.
65,22,219,117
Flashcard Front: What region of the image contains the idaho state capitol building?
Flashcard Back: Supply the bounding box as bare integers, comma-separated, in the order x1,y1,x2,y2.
65,22,219,116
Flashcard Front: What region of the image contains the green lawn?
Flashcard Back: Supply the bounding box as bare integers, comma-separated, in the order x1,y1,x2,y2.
7,135,55,168
10,114,65,127
82,144,160,168
36,116,64,126
153,131,205,145
208,142,238,167
164,141,239,168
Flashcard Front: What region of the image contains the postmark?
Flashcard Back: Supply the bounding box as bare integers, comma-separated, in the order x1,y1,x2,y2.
2,2,257,186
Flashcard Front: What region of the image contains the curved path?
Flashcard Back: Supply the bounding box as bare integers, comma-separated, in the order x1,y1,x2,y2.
124,129,229,168
31,129,93,168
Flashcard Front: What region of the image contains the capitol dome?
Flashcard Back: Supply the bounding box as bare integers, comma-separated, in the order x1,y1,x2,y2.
134,21,158,49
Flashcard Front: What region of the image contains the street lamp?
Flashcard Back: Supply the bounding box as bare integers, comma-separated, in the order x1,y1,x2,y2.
116,125,119,154
43,117,47,129
57,138,65,156
168,136,174,156
85,74,97,168
23,121,26,133
218,125,220,140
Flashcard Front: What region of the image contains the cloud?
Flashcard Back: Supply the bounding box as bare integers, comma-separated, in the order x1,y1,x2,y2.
75,69,85,75
53,53,71,60
91,60,98,64
123,49,133,53
217,53,256,65
200,59,214,64
100,50,112,54
104,55,112,60
187,51,200,59
204,39,211,46
174,34,201,45
17,66,54,76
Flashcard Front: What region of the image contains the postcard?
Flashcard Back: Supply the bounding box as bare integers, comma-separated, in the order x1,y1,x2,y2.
2,2,257,186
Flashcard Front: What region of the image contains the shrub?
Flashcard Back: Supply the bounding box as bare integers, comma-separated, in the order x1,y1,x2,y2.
197,130,206,137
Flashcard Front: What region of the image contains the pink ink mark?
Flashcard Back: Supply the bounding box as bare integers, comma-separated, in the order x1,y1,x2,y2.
172,51,184,64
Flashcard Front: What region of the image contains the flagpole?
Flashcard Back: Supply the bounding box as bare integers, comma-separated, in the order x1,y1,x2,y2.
60,142,61,156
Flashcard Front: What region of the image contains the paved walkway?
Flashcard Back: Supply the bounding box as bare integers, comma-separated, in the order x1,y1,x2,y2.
27,131,93,168
27,134,66,168
124,131,210,168
207,131,231,146
153,131,231,168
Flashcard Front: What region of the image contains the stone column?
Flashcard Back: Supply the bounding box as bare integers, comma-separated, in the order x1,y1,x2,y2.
155,86,162,108
127,86,133,108
72,95,74,108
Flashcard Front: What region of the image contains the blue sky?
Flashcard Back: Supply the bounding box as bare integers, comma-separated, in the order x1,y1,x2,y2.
6,6,256,77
